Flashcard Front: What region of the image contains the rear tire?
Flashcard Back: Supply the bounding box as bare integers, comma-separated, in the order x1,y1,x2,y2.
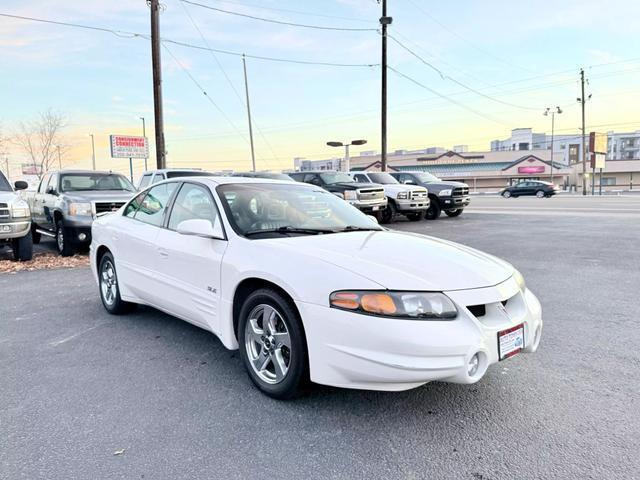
11,230,33,261
502,190,512,198
56,219,75,257
424,200,441,220
31,226,41,245
445,209,463,217
98,252,136,315
238,288,308,400
535,190,545,198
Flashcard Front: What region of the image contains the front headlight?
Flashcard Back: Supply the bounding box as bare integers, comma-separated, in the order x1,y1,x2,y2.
397,191,408,200
513,270,526,292
69,202,93,217
10,200,30,218
330,290,458,319
438,189,452,197
344,190,358,201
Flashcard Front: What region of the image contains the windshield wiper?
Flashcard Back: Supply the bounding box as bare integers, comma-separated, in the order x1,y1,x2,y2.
333,226,382,233
244,226,335,237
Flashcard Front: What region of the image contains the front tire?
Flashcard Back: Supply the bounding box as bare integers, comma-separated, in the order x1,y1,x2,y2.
445,209,463,217
11,230,33,261
502,190,512,198
99,252,136,314
56,220,75,257
380,201,397,224
536,190,545,198
424,200,441,220
238,288,308,400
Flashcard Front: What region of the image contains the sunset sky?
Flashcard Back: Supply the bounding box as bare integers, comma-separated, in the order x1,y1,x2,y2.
1,0,639,178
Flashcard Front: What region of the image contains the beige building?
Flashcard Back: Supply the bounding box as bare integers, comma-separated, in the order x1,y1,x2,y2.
349,149,573,192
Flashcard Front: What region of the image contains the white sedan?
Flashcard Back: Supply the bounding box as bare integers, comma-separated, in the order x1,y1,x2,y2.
90,177,543,399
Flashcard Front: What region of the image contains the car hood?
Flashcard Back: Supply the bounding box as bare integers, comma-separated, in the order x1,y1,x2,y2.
0,191,18,203
426,180,468,188
266,230,514,291
381,184,427,195
61,190,136,202
330,182,383,190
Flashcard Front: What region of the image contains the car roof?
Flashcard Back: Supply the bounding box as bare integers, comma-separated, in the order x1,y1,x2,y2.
56,169,123,175
155,175,313,187
141,168,207,174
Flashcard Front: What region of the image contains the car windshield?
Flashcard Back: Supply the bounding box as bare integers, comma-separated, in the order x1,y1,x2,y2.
217,183,382,238
60,173,136,192
367,172,399,184
413,172,441,182
0,172,11,191
319,172,353,184
165,171,213,179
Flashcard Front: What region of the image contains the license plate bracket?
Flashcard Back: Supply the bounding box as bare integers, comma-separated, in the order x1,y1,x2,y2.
498,324,525,360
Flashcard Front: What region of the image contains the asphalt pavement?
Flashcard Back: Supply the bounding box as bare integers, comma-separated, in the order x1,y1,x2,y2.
2,195,639,479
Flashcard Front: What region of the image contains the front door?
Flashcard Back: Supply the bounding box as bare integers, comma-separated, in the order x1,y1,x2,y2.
154,182,227,333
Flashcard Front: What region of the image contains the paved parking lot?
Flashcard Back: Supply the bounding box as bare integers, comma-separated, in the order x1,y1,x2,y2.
2,196,639,479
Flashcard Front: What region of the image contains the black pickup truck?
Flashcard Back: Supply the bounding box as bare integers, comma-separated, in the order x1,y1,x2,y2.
390,171,470,219
288,171,387,217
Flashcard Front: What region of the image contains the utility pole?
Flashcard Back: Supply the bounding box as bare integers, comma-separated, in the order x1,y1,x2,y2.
140,116,148,171
89,134,96,170
149,0,166,169
242,55,257,172
580,68,587,196
379,0,392,172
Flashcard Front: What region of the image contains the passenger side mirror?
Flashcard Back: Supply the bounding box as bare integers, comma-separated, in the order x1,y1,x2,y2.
14,180,28,190
403,180,416,185
46,187,57,195
176,218,225,240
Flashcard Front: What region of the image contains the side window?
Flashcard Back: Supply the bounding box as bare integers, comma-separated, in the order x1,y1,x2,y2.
38,174,50,193
134,182,178,227
168,183,219,230
354,174,369,183
138,174,153,190
124,192,147,218
47,174,59,194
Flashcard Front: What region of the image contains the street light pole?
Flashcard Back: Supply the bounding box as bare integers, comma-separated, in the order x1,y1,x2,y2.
140,116,148,171
89,134,96,170
327,140,367,172
544,107,562,186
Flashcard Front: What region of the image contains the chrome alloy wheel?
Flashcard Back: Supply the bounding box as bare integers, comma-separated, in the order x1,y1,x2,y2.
56,226,64,252
100,259,118,306
244,304,292,384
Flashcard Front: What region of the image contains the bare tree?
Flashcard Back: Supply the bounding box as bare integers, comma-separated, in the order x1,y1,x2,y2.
12,109,68,178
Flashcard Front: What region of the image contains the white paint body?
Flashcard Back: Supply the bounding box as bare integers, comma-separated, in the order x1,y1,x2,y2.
90,177,543,391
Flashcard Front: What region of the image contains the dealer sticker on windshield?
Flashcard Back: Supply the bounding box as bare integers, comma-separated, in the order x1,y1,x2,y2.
498,324,525,360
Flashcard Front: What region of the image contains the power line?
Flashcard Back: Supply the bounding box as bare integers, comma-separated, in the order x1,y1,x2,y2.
180,0,377,31
387,33,542,111
0,12,379,67
200,0,374,24
388,66,510,126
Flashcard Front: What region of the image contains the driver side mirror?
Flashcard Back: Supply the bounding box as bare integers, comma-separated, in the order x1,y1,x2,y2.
14,180,28,190
403,180,416,185
176,218,225,240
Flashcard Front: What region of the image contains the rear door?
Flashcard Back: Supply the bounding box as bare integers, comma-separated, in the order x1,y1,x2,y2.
31,174,50,227
42,173,59,230
154,182,227,332
114,182,179,305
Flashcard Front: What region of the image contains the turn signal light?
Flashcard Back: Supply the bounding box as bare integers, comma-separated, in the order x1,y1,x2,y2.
361,293,397,315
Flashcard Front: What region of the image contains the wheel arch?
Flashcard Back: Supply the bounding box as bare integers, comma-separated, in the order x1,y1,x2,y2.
95,244,111,271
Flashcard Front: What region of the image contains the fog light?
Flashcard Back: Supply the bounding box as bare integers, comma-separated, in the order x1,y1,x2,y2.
78,233,87,241
468,353,480,376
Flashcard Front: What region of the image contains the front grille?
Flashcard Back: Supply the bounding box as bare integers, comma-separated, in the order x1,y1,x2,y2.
94,202,125,215
357,188,385,202
410,189,428,200
0,203,9,219
453,187,469,196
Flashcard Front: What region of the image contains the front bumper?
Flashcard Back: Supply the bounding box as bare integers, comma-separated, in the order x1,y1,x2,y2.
297,276,542,391
63,216,93,244
0,219,31,241
349,199,388,213
395,197,430,212
441,195,470,210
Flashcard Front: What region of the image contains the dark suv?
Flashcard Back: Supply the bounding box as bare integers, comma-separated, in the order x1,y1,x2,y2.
289,171,387,216
390,171,470,219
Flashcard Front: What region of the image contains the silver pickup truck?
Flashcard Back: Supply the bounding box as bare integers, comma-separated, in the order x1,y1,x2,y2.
25,170,136,256
0,171,33,261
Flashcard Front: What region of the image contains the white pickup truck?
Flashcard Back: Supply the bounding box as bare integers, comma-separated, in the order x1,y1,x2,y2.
349,171,429,223
0,172,33,261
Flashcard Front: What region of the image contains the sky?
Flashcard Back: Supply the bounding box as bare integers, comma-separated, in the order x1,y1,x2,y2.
1,0,639,177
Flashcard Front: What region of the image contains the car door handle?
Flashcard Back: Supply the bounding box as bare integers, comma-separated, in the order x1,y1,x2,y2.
158,248,169,259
